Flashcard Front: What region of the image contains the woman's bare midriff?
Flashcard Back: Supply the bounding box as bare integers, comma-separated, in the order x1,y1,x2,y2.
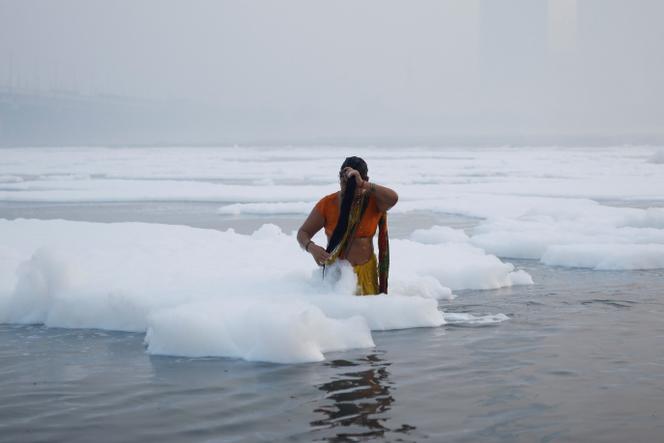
333,236,374,266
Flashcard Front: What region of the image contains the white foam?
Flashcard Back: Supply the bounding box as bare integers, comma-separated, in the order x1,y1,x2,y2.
217,201,315,215
470,204,664,269
0,219,531,363
410,225,470,244
145,299,375,364
649,149,664,164
3,146,663,360
541,244,664,270
392,239,533,290
0,175,23,183
443,312,510,325
1,146,664,206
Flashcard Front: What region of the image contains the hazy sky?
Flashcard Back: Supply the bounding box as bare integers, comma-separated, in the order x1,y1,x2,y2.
1,0,663,140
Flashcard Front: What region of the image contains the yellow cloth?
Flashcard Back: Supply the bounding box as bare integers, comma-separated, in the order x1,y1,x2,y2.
353,254,379,296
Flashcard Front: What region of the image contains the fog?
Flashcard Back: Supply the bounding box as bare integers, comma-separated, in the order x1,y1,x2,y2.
1,0,663,145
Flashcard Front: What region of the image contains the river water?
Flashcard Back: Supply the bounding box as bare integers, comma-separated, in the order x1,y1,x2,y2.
1,203,663,442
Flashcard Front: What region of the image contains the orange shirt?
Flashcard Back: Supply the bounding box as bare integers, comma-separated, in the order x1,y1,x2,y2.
314,192,383,238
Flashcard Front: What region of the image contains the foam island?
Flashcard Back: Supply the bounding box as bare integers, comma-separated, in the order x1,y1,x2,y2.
0,219,520,363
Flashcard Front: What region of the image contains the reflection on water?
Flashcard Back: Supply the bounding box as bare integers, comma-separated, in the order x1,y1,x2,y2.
311,352,416,442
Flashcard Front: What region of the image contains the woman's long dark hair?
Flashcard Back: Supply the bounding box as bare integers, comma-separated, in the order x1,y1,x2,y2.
326,175,357,253
326,156,368,253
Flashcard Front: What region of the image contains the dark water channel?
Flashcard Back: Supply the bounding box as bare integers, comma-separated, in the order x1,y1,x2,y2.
1,261,663,443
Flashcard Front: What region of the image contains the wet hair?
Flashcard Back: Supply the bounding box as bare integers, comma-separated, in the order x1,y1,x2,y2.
326,157,368,253
340,156,368,181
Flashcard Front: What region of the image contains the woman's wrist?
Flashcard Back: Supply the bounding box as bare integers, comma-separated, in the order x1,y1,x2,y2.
304,240,314,252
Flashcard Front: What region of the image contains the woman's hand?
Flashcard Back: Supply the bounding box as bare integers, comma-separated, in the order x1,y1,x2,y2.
342,167,366,189
308,243,331,266
341,166,398,211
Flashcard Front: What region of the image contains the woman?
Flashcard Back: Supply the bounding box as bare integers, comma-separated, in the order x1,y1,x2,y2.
297,156,398,295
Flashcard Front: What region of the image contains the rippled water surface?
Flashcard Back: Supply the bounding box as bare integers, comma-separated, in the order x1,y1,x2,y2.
2,257,663,442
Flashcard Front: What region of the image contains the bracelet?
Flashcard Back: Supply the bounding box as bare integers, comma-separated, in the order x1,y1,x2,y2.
304,240,314,252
